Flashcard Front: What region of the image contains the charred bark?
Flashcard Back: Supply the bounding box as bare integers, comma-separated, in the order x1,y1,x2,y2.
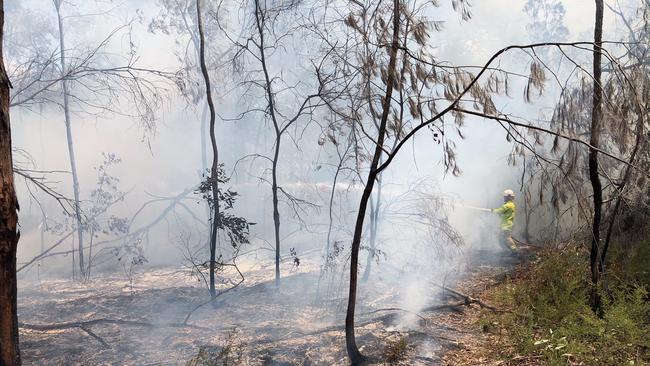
588,0,604,314
196,0,220,299
0,0,21,363
345,0,400,363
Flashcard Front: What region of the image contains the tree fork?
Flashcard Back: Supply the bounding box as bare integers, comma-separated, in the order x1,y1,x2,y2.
345,0,400,363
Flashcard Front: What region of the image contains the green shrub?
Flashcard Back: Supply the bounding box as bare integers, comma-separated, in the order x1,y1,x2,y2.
488,245,650,365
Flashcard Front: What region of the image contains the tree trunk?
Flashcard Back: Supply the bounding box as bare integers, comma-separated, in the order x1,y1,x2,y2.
200,100,209,176
199,101,211,227
253,0,283,287
196,0,220,299
0,0,21,362
272,138,281,287
345,1,400,363
588,0,604,313
55,0,85,279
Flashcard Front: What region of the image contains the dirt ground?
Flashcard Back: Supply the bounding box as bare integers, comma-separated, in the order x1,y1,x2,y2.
17,249,523,365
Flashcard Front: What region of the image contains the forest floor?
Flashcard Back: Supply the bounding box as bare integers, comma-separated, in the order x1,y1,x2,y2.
16,247,530,365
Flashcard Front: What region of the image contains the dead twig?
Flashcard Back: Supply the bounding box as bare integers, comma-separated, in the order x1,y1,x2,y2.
79,325,110,348
183,256,246,325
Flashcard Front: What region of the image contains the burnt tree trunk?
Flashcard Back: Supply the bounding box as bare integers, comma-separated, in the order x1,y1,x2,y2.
345,1,400,363
196,0,220,299
588,0,604,313
272,137,281,288
0,0,21,363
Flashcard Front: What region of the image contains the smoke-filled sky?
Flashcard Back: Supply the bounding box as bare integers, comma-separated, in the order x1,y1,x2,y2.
8,0,628,272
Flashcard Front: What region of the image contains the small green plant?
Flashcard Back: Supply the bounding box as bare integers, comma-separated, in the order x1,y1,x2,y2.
383,336,409,363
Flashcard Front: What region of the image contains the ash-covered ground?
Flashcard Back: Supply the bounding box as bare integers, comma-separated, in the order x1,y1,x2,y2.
17,249,522,365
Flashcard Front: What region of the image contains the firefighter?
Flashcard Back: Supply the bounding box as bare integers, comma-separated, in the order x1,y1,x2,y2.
492,189,517,252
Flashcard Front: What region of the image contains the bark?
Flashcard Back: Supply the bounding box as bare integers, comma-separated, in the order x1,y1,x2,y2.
196,0,220,299
588,0,604,313
0,0,21,363
54,0,85,279
345,1,400,363
200,101,209,177
272,138,281,288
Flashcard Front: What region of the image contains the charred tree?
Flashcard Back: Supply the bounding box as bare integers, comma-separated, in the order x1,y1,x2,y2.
0,0,21,363
345,0,400,362
251,0,283,287
196,0,220,299
588,0,604,313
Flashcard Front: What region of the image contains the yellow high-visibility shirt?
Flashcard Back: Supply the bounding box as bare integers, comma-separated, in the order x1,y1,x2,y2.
494,201,516,231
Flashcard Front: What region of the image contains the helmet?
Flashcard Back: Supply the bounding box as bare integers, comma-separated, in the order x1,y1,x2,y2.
503,189,515,197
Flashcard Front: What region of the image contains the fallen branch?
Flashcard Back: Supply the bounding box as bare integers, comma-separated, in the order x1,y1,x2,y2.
19,318,205,331
511,236,544,249
20,318,206,349
79,325,110,348
17,192,129,273
18,187,195,273
360,307,427,323
429,282,501,312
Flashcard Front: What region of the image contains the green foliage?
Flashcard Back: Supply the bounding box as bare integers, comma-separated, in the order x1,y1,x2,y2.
196,164,253,248
489,246,650,365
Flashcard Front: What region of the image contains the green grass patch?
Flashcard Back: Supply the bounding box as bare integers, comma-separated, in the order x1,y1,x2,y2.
486,245,650,365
